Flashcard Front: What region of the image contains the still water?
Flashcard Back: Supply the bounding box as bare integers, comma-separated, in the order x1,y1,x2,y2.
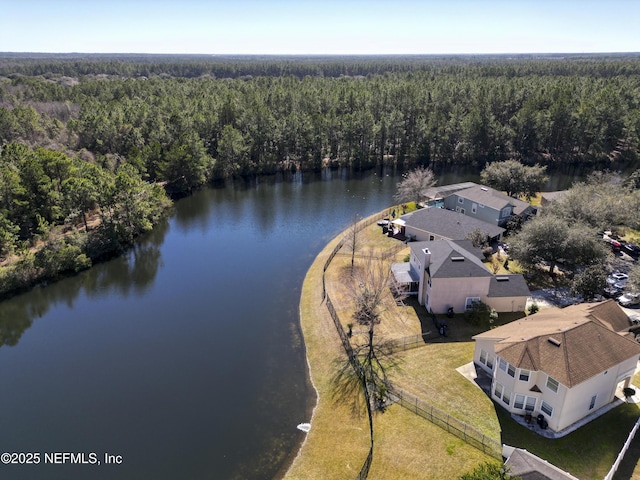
0,168,414,480
0,162,625,479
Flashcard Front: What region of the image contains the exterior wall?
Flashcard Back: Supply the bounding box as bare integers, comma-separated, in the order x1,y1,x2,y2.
443,194,505,226
404,225,448,242
484,351,640,432
473,339,498,374
427,277,491,314
555,356,639,431
484,295,528,313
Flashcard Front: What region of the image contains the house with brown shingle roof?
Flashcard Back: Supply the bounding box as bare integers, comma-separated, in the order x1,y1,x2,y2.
473,300,640,433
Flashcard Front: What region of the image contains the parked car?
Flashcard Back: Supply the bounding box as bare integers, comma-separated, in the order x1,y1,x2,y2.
619,292,640,307
611,240,622,253
622,243,640,258
607,273,629,285
614,280,628,290
604,286,623,299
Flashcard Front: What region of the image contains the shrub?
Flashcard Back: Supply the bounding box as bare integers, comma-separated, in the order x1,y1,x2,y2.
465,301,492,327
528,302,539,315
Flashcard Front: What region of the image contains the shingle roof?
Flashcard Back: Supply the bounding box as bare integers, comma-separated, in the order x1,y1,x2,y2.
456,185,533,215
410,239,492,279
474,301,640,387
505,448,580,480
423,182,479,201
487,274,530,298
401,207,505,240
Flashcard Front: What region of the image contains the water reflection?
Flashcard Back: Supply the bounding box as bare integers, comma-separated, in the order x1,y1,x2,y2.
0,218,168,349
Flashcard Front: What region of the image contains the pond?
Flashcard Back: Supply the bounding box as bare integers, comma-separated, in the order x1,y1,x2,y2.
0,161,633,479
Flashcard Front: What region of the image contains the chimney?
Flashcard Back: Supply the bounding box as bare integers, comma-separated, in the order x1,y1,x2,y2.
422,248,431,268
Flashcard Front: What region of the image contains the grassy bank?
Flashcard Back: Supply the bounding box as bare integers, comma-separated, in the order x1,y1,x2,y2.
288,212,640,479
286,213,495,480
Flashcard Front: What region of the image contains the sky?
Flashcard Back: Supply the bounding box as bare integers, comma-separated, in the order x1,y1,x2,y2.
1,0,639,55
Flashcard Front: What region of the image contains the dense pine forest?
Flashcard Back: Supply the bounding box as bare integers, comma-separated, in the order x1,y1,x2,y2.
1,53,640,295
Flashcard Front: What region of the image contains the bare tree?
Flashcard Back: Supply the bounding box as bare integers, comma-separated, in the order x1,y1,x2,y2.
333,253,400,415
344,213,361,275
393,166,437,206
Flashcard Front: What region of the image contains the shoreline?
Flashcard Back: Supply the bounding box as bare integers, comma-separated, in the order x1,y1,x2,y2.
283,209,498,479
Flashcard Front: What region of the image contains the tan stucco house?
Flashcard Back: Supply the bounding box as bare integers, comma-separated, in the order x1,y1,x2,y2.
391,239,529,314
473,300,640,433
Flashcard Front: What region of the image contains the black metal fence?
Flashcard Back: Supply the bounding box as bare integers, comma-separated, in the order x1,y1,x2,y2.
320,210,501,479
390,387,502,460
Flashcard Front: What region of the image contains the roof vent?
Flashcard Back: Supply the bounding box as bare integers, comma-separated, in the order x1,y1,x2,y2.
495,276,509,281
548,337,562,347
450,256,465,262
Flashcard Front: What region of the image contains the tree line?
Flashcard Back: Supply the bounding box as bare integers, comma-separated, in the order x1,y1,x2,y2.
1,56,639,194
1,55,640,296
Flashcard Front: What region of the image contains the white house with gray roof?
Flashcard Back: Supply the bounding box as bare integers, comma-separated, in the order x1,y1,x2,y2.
396,207,505,243
392,239,529,314
443,184,537,227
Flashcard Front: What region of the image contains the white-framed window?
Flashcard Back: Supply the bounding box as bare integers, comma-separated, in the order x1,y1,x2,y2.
479,349,494,370
494,383,511,406
514,394,525,409
546,376,559,393
513,394,536,411
589,395,597,410
498,357,515,377
525,396,536,412
541,401,553,417
458,196,464,204
499,358,507,372
519,369,530,382
465,297,480,311
472,203,477,214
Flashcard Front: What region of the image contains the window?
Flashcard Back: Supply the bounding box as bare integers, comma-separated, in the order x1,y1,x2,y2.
525,396,536,412
519,369,530,382
498,358,507,373
589,395,597,410
465,297,480,311
472,203,477,214
479,350,494,370
456,207,466,214
458,196,464,204
494,383,503,398
480,350,487,365
514,394,525,410
541,401,553,417
514,395,536,411
493,383,511,406
546,376,559,393
429,235,435,241
498,357,515,377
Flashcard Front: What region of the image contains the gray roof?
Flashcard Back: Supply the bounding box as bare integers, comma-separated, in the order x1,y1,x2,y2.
410,239,491,279
456,185,533,216
540,191,569,204
505,448,580,480
488,274,530,298
391,262,419,284
401,207,505,240
423,182,479,201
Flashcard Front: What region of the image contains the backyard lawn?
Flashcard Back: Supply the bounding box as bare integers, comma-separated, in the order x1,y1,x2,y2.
289,215,640,480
